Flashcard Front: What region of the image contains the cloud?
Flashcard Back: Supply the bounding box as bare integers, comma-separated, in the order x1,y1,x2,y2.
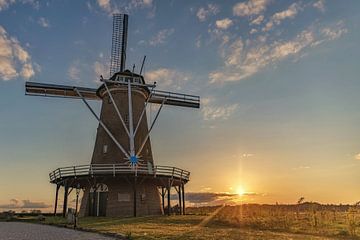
145,68,189,89
215,18,233,30
149,28,174,46
293,166,311,170
196,4,219,22
97,0,112,13
22,200,50,208
209,21,348,84
313,0,325,12
233,0,269,17
184,191,261,205
68,61,81,81
250,15,264,25
0,199,50,209
0,0,15,11
0,0,40,11
0,25,37,80
263,3,302,32
185,192,238,204
202,104,238,121
201,97,238,121
354,153,360,160
93,61,108,79
321,20,348,40
37,17,50,28
96,0,154,15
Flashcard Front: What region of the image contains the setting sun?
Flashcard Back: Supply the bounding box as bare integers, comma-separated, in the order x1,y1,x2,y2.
236,187,246,196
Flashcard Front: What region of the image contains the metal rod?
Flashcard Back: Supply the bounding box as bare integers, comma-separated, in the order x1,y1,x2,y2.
136,98,166,156
127,79,135,158
140,55,146,75
134,92,153,136
102,78,156,88
74,88,130,159
103,81,130,137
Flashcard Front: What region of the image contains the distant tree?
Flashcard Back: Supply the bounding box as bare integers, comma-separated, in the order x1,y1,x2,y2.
297,197,305,205
296,197,305,220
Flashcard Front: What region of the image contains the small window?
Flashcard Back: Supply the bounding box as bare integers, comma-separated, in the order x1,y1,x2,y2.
141,193,146,201
124,114,129,125
103,145,108,154
118,193,130,202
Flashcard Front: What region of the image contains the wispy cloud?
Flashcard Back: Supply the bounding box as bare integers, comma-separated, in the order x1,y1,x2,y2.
354,153,360,160
313,0,326,13
196,4,219,22
0,0,40,12
145,68,189,90
67,60,81,81
96,0,154,15
184,191,261,205
263,3,302,32
215,18,233,30
209,21,348,84
37,17,50,28
149,28,174,46
233,0,269,17
250,15,264,25
0,199,50,209
201,97,238,121
0,25,37,80
0,0,15,11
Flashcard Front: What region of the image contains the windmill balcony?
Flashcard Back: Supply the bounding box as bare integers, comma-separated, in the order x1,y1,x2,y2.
49,163,190,185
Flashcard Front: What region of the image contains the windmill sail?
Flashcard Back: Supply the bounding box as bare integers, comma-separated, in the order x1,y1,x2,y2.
25,82,99,100
110,14,128,76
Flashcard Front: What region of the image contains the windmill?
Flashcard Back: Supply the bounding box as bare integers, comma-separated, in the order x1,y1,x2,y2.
25,14,200,217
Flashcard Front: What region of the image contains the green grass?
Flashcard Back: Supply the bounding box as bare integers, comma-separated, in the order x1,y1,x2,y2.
12,205,360,240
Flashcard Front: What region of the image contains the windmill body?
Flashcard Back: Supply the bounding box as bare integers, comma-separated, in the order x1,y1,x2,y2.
25,14,200,217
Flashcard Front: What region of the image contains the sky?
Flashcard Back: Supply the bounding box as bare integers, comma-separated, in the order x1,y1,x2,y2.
0,0,360,211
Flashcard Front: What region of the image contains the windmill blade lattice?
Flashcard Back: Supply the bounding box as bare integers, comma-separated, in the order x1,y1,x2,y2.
110,14,128,76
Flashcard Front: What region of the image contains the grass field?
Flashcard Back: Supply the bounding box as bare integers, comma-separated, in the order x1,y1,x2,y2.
5,204,360,240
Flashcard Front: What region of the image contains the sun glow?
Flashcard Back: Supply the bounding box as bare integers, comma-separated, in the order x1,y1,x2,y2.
236,186,246,196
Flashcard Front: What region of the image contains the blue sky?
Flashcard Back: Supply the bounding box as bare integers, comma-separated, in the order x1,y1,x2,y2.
0,0,360,209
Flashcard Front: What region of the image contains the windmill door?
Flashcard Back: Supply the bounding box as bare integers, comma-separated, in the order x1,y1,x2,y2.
88,184,108,217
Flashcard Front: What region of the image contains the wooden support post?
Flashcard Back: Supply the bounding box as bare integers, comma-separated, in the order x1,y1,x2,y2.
182,183,185,215
92,185,97,216
178,186,182,215
62,184,69,218
161,187,165,214
54,184,60,216
167,180,171,216
133,176,137,217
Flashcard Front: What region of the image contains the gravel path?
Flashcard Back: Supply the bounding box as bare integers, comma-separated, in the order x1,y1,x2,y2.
0,222,119,240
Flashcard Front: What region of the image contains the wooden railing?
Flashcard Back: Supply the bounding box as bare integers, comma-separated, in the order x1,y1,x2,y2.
49,164,190,182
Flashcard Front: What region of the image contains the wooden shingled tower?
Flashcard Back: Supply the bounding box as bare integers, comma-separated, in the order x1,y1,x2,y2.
25,14,200,217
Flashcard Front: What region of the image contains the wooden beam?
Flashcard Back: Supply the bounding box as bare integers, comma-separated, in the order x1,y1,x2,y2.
54,184,60,216
167,180,171,216
62,184,69,218
161,187,165,214
182,183,185,215
178,186,182,215
133,176,137,217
